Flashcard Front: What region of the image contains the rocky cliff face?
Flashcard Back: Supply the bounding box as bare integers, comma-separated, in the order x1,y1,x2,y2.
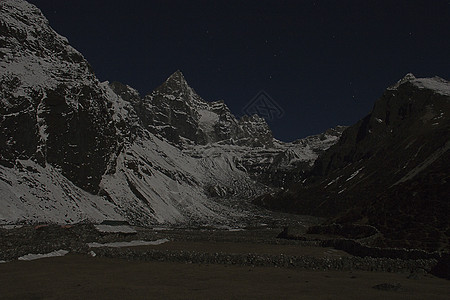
0,0,342,225
255,74,450,251
0,0,117,193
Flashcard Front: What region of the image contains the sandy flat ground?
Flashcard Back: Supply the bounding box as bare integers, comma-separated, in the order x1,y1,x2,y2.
0,254,449,300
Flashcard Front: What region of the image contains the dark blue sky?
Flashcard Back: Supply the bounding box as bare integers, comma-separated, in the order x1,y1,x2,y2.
29,0,450,141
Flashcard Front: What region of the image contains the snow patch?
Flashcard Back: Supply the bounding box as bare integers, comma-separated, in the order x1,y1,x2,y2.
198,109,219,137
18,249,69,261
87,239,170,248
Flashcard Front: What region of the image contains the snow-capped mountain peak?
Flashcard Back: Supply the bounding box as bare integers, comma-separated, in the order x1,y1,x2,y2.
164,70,190,90
388,72,450,96
388,73,416,90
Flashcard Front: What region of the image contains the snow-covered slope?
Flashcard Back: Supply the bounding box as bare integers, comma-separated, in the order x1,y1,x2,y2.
0,0,343,225
0,159,122,224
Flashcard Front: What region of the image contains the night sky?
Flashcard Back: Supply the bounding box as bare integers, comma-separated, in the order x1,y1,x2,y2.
28,0,450,141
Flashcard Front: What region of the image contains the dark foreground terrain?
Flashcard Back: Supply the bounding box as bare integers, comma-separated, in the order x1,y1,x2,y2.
1,254,449,300
0,223,449,299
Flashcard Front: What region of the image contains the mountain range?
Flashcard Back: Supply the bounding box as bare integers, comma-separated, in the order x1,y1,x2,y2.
0,0,342,226
1,0,449,252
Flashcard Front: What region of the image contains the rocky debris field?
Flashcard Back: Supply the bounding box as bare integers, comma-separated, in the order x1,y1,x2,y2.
92,246,435,274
